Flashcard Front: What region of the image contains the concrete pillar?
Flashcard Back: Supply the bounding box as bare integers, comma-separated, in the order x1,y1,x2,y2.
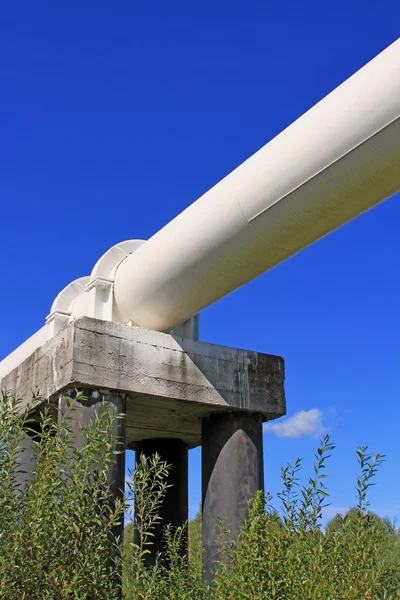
202,411,264,581
134,438,188,565
15,423,41,492
58,389,127,541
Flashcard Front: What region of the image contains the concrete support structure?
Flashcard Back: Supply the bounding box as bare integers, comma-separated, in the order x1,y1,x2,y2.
134,438,188,564
202,412,264,581
0,317,285,444
0,317,285,580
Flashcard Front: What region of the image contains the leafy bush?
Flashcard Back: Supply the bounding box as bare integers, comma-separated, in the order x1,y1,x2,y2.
123,452,208,599
0,392,125,600
124,435,400,600
1,392,399,599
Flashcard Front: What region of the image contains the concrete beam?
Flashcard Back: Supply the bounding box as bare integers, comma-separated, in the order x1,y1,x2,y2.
0,317,286,447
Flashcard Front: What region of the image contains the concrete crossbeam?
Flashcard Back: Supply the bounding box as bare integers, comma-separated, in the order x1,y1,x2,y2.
0,317,286,447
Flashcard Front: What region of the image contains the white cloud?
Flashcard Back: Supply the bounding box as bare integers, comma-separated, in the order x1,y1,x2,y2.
263,408,327,439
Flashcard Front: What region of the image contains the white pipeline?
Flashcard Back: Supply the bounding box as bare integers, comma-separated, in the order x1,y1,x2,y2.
113,39,400,332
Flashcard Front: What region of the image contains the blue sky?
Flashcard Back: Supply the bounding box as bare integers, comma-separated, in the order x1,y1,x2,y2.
1,1,399,524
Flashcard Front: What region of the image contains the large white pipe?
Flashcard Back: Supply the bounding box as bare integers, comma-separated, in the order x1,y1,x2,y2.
114,39,400,332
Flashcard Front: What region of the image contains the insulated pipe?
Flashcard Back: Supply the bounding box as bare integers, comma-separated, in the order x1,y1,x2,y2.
114,39,400,332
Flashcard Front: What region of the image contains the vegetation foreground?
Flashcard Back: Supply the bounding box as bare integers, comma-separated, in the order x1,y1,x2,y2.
0,392,399,599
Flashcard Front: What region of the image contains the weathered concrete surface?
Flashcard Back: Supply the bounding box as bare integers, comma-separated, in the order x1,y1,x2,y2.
0,317,286,446
202,412,264,581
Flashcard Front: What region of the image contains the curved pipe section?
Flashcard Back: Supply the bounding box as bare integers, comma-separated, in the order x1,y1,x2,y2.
114,39,400,332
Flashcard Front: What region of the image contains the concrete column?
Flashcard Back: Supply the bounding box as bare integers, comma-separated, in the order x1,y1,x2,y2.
15,423,41,492
58,389,127,541
134,438,188,565
202,411,264,581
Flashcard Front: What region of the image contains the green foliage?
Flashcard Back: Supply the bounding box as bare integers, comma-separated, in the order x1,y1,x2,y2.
188,509,203,581
0,392,125,600
123,453,208,599
210,437,400,600
1,392,399,599
123,435,400,600
123,451,171,598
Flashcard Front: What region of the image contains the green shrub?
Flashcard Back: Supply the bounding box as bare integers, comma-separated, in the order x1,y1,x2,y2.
188,509,203,581
1,392,399,599
0,392,125,600
123,453,208,599
123,435,400,600
209,437,400,600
